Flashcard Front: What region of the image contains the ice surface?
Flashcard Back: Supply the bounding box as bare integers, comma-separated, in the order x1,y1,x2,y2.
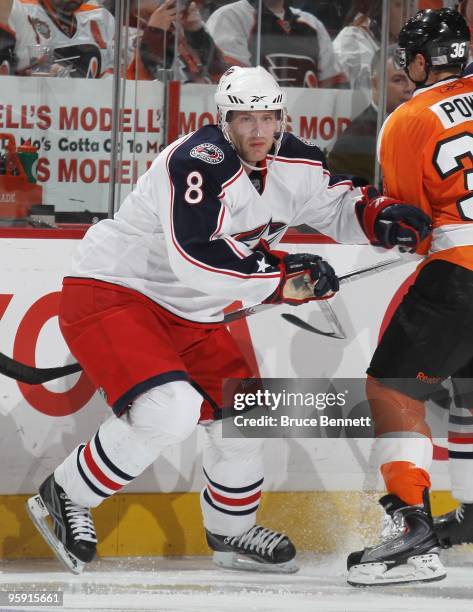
0,550,472,612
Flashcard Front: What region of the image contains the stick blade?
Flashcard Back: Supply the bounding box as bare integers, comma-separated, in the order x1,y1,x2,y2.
281,313,341,338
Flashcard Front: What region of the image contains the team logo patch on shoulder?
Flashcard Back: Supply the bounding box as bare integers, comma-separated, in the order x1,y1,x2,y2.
190,143,224,164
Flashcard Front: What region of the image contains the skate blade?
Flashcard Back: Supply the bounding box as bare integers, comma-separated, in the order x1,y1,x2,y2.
26,494,85,575
212,551,299,574
347,552,447,586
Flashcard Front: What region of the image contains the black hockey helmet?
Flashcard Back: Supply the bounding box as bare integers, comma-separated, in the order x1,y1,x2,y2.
394,8,470,72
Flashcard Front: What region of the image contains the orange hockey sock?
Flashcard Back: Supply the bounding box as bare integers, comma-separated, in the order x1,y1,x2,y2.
381,460,431,506
366,376,432,505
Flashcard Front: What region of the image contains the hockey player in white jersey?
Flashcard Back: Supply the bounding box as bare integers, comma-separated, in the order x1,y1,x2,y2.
7,0,114,77
26,65,431,574
206,0,348,88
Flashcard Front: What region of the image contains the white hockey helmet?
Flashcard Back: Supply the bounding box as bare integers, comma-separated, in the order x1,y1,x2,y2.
215,66,287,168
215,65,286,116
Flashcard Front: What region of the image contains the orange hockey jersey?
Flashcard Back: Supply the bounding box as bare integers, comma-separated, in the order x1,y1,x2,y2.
378,73,473,270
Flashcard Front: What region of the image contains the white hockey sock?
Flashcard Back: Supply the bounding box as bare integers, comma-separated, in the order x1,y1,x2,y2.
55,381,202,507
375,433,433,473
448,405,473,503
201,421,264,536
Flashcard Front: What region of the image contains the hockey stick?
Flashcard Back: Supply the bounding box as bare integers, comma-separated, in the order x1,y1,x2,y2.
281,312,344,338
279,299,348,339
317,300,346,339
282,255,419,337
224,256,409,324
0,257,410,386
282,304,347,338
0,353,83,385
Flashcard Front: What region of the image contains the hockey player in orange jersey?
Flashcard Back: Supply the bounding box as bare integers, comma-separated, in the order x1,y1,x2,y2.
347,8,473,586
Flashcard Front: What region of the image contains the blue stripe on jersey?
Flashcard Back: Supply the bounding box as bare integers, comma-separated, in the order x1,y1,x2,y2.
168,126,280,279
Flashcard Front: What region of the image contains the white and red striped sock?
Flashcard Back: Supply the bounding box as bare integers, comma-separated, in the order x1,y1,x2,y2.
201,421,264,536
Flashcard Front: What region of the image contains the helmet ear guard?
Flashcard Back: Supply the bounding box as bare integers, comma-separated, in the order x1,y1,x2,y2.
393,47,408,70
394,40,469,70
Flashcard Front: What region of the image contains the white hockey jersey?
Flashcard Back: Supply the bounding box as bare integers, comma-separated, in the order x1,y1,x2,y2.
9,0,114,77
70,127,369,322
206,0,347,88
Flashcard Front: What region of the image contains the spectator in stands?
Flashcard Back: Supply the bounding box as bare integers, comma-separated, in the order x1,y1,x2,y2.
333,0,406,93
6,0,115,78
206,0,348,88
126,0,228,83
0,0,15,74
328,46,414,184
199,1,235,20
290,0,352,38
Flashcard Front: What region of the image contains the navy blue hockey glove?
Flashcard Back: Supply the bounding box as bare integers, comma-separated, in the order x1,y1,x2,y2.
374,204,432,252
356,186,432,252
257,241,339,305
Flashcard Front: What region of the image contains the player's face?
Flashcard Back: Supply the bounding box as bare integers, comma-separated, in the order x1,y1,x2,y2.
228,111,277,164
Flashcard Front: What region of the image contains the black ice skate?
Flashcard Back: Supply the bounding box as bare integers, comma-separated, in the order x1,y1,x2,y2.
206,524,298,573
26,474,97,574
434,503,473,548
347,494,446,586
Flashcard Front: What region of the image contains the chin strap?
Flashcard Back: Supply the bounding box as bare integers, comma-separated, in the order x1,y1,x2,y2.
404,61,430,88
238,151,273,173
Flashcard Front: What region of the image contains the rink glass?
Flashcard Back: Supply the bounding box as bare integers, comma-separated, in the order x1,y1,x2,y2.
1,0,417,227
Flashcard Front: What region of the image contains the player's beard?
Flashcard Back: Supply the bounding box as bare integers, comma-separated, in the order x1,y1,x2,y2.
229,133,274,165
